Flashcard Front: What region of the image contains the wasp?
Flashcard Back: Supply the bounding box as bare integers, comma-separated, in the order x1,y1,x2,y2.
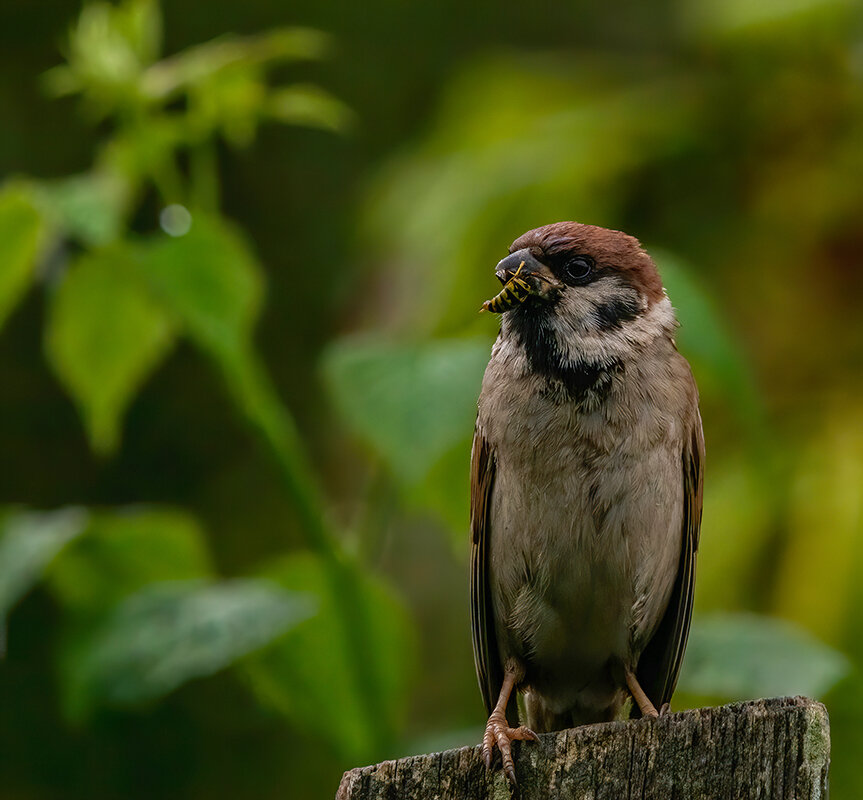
480,261,533,314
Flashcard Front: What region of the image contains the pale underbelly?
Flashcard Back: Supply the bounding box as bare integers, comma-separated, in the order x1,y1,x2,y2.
488,456,681,714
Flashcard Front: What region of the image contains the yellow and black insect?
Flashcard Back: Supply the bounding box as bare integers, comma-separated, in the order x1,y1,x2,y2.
480,261,532,314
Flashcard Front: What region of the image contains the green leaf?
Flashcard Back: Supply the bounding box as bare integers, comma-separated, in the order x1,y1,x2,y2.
187,67,267,147
135,214,263,360
45,248,176,454
679,612,850,700
141,27,332,100
266,85,354,133
64,578,315,716
45,507,219,720
0,508,89,620
323,337,490,484
32,173,130,247
244,552,415,762
45,508,213,615
45,0,162,110
113,0,162,66
0,185,43,333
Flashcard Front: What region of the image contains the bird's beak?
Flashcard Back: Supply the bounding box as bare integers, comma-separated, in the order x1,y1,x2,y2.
495,248,564,295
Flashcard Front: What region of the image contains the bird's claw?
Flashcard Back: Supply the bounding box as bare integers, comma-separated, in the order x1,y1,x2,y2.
659,702,671,716
481,713,538,785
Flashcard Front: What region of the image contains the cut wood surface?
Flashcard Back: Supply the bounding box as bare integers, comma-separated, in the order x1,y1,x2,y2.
336,696,829,799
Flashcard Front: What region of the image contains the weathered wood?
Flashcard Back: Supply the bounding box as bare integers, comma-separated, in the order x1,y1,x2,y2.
337,697,829,799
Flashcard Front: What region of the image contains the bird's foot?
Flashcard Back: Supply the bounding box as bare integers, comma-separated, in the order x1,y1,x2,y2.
481,712,538,785
659,702,671,716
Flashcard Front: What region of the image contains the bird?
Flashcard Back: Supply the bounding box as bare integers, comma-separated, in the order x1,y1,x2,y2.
471,221,704,785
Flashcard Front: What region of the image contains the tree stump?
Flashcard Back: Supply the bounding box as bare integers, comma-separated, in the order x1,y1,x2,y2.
336,697,829,799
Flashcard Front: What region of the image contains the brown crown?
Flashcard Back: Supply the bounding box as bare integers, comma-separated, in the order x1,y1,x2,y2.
510,221,664,303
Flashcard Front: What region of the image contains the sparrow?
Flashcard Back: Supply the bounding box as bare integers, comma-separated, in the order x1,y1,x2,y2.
471,221,704,784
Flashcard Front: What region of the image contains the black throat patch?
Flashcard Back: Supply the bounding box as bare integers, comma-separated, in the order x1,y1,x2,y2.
507,305,623,404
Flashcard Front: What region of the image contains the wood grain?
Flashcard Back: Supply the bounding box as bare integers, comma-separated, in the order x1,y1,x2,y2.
337,697,829,799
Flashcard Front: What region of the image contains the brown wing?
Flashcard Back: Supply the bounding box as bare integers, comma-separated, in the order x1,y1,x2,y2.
470,428,513,721
633,411,704,714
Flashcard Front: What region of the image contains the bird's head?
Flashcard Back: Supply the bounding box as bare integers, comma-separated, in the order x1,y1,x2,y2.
490,222,675,378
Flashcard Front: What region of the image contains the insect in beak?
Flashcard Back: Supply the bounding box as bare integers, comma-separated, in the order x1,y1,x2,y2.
480,262,533,314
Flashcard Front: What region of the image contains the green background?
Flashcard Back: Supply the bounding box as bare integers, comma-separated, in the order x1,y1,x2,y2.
1,0,861,797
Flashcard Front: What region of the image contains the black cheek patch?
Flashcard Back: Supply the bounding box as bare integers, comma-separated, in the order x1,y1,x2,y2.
591,297,641,330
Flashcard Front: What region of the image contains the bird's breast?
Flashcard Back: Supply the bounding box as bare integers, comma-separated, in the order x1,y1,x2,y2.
477,336,688,708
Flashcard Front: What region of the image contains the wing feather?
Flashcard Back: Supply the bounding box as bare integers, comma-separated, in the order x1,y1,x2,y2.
634,411,704,713
470,428,507,719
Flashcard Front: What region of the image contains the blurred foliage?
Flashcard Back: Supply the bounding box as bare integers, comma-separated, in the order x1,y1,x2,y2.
64,578,316,718
1,0,862,797
46,508,213,612
362,59,696,337
0,508,89,625
45,247,177,453
678,611,850,701
0,0,409,792
245,552,414,762
323,338,489,485
0,187,44,331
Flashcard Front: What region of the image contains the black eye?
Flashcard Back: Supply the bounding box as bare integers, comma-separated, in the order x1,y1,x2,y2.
560,255,594,284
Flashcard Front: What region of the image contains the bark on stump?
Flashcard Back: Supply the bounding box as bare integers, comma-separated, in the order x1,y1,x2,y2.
337,696,829,799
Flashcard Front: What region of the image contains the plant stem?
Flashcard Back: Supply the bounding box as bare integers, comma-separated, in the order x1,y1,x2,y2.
217,346,391,754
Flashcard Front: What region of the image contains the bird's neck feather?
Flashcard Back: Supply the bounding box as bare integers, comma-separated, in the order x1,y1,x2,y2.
501,294,677,402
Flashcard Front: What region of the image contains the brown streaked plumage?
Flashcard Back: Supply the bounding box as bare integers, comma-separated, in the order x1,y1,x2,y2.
471,222,704,784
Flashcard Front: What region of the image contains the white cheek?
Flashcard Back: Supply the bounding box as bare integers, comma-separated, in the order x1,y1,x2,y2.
552,292,676,364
